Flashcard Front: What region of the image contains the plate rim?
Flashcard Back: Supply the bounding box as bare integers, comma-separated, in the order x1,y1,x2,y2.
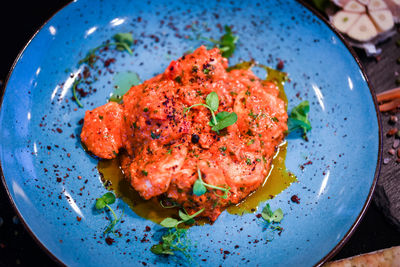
0,0,382,266
296,0,382,265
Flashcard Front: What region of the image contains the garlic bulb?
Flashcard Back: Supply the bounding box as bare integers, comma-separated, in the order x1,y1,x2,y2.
331,0,395,42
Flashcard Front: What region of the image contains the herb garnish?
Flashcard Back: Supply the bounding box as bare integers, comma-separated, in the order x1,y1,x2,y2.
72,33,134,107
259,203,284,240
206,26,238,58
109,71,141,103
261,203,283,223
287,101,311,140
185,91,237,132
150,228,192,259
72,79,83,108
79,33,134,67
160,208,204,228
151,208,204,259
95,192,123,234
193,168,230,199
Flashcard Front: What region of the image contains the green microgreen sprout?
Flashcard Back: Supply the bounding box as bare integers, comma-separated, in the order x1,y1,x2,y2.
72,32,134,107
160,208,204,228
72,79,83,108
151,208,204,259
287,101,311,140
259,203,284,241
79,33,134,67
95,192,123,234
193,168,231,199
261,203,284,223
150,228,192,259
204,25,239,58
184,91,237,132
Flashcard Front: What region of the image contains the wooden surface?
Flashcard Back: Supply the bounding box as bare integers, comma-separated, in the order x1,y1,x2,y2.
356,35,400,230
0,1,399,266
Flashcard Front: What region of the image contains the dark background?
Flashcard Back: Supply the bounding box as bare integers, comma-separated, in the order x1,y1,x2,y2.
0,1,399,266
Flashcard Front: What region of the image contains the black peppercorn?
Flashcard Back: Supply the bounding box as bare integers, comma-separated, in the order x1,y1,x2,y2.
191,134,199,144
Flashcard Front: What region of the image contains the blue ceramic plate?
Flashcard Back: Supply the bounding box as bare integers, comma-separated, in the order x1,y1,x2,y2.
0,0,381,266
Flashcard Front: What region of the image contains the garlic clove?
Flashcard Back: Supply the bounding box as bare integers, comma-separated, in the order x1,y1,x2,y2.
347,14,378,41
368,0,389,11
344,0,367,12
332,11,362,32
370,9,395,31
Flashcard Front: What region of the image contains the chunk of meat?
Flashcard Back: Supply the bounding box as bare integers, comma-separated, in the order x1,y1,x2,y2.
81,102,124,159
80,46,288,221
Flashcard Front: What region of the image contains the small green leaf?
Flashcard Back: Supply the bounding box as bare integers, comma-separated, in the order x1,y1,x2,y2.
261,203,274,222
261,203,284,223
102,192,116,205
219,25,239,58
211,112,238,131
178,210,192,222
272,208,283,223
193,179,207,196
160,217,180,228
110,71,141,103
112,33,134,46
206,92,219,112
95,198,106,210
209,111,231,126
287,101,311,139
151,244,174,255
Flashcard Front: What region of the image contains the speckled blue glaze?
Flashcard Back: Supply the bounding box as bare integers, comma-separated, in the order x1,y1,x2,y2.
0,0,380,266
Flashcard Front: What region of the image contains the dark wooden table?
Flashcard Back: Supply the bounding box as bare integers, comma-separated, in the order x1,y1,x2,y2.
0,1,399,266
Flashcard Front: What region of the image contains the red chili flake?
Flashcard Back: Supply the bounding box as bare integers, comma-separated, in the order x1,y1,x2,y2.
291,195,300,204
56,128,63,133
44,168,48,173
76,216,82,222
397,148,400,158
276,60,284,70
387,128,398,137
145,226,151,232
303,160,312,166
83,67,91,79
78,176,82,180
47,146,51,150
141,262,147,266
105,237,115,245
76,87,88,97
255,214,262,218
104,58,116,67
56,177,62,183
78,119,84,125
